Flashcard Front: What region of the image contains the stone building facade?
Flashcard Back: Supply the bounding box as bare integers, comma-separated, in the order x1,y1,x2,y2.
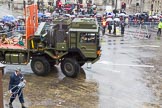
150,0,162,15
6,0,162,15
121,0,162,15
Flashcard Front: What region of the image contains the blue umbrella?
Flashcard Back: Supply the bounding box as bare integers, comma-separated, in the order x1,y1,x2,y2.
108,12,112,15
38,13,45,18
2,15,15,22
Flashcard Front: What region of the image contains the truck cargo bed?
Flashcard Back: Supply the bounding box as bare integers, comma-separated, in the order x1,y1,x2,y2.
0,44,25,49
0,37,26,50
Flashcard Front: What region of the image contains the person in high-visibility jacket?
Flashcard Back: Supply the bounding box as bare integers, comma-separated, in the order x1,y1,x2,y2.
157,19,162,36
102,20,107,27
102,19,107,35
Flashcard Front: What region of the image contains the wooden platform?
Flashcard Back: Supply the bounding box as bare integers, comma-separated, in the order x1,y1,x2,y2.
0,37,26,49
0,44,25,49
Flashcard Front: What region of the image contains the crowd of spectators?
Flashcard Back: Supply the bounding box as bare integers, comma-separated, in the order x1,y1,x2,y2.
0,19,25,37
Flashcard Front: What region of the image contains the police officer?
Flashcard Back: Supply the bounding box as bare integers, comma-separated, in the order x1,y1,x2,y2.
157,19,162,36
8,67,26,108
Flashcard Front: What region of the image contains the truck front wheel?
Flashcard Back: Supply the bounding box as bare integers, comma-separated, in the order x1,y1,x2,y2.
31,57,50,76
61,58,80,78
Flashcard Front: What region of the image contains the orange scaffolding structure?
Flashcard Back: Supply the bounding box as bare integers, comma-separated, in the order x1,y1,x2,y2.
24,4,38,48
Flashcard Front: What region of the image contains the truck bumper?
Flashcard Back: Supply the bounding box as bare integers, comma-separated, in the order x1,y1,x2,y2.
91,56,100,64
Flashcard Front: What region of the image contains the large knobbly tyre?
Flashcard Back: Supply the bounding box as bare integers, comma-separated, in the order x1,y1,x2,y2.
31,57,50,76
61,58,80,78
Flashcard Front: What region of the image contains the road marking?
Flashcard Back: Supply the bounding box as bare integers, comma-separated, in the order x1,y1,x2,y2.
97,61,154,68
84,67,121,73
129,45,160,48
107,69,121,73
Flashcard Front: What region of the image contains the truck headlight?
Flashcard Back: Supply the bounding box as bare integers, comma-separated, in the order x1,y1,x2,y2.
97,50,101,56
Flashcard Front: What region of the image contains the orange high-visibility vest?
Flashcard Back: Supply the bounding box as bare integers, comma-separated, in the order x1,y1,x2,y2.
102,20,106,27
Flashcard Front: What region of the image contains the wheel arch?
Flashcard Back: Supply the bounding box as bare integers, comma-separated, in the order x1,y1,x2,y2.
63,48,86,60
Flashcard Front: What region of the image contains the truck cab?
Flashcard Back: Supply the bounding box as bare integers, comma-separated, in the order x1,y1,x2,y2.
69,18,101,62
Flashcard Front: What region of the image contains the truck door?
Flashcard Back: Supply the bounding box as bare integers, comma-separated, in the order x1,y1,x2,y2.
78,32,97,58
70,32,77,48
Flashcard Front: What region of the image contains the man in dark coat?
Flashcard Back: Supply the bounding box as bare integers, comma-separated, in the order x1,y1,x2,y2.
8,67,26,108
108,22,112,34
113,21,117,35
121,21,126,35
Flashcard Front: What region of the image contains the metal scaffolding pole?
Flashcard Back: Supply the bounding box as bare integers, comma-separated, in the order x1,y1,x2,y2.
115,0,117,16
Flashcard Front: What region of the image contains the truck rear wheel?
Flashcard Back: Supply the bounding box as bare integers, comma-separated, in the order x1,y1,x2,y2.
31,57,50,76
61,58,80,78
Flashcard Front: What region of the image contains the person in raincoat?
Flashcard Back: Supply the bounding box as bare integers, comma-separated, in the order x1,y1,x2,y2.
157,19,162,36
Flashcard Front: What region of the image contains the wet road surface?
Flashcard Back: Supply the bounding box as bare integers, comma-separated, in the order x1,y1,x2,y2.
91,35,161,108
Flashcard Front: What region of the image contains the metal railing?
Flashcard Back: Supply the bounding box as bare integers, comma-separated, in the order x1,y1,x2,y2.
128,21,158,28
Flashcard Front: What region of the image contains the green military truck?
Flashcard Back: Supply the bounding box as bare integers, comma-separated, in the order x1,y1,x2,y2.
0,18,101,78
